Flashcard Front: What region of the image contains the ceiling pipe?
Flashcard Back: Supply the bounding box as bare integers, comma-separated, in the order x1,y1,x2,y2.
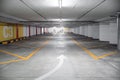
19,0,47,20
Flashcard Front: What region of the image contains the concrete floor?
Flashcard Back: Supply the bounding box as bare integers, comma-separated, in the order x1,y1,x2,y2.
0,33,120,80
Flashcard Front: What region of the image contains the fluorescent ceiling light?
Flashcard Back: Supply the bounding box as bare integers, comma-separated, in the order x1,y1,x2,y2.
59,0,62,8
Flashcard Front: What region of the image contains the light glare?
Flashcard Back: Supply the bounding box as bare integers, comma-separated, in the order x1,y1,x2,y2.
52,27,65,34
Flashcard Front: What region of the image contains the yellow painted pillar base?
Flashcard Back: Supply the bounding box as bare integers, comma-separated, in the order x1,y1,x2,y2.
10,40,14,43
16,39,19,41
2,42,8,45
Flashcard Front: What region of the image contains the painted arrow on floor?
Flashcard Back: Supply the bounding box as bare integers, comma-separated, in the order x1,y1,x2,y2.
35,55,66,80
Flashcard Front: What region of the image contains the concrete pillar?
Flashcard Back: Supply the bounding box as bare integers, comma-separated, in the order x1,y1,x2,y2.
71,28,74,33
29,25,31,37
84,26,88,37
80,27,84,35
36,26,38,36
87,23,99,39
79,27,81,34
40,27,42,34
73,28,75,33
99,22,110,41
117,13,120,49
80,27,83,35
88,24,93,38
74,28,77,34
109,21,117,44
75,27,78,34
76,27,80,34
82,27,85,36
70,28,72,33
75,27,79,34
92,23,99,39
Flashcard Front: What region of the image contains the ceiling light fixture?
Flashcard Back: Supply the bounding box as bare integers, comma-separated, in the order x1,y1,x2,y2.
59,0,62,8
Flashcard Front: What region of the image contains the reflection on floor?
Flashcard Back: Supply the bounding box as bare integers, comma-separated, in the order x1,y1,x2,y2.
0,33,120,80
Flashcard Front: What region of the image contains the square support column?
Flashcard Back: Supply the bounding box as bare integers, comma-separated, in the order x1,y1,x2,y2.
117,13,120,50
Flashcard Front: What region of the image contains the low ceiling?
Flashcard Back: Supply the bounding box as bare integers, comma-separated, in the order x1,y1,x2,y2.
0,0,120,26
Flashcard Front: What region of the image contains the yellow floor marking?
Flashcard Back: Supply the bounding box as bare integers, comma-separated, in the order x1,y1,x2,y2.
73,38,117,60
0,50,26,60
24,40,49,60
0,40,49,64
72,39,98,60
0,59,22,65
24,47,43,60
98,51,117,59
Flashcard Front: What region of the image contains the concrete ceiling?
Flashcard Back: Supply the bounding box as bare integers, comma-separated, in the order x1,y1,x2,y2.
0,0,120,26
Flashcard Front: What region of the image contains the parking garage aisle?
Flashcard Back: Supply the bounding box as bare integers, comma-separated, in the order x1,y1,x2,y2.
0,34,120,80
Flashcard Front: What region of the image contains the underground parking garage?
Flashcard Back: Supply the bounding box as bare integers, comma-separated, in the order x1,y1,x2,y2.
0,0,120,80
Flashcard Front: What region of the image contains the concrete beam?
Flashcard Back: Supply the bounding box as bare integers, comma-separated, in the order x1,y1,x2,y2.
0,12,26,23
20,21,97,28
